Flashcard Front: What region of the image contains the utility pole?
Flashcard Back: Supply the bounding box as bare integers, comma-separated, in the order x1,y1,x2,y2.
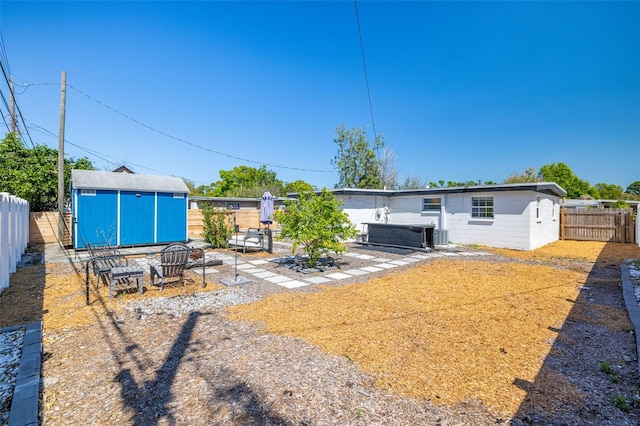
57,71,66,244
9,75,15,133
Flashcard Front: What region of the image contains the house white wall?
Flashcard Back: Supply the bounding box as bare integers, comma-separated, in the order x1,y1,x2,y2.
337,189,561,250
444,191,559,250
339,194,391,234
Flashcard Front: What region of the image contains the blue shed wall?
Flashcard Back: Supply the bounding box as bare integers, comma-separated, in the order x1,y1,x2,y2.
157,193,187,243
74,189,118,248
72,189,188,249
119,191,155,246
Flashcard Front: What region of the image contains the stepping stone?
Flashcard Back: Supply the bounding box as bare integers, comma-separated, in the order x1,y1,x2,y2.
249,259,269,265
375,263,397,269
304,276,332,284
326,272,351,280
360,266,383,273
343,269,369,276
458,252,477,256
192,268,219,275
343,252,360,257
252,271,278,278
439,252,459,256
278,280,308,289
236,263,254,270
357,254,376,260
411,254,430,259
389,260,409,266
265,275,293,284
243,268,266,274
372,257,391,262
400,257,420,263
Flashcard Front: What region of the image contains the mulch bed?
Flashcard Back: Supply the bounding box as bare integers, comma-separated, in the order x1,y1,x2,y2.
1,241,640,425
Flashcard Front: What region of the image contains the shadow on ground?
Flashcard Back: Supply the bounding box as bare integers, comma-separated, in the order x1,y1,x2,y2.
512,242,640,425
0,244,46,327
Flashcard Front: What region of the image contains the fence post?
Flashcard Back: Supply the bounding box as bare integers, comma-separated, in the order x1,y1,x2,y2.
0,193,30,294
0,193,9,291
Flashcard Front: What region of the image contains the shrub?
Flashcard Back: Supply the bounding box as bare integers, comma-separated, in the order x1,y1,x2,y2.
275,189,358,266
201,203,233,248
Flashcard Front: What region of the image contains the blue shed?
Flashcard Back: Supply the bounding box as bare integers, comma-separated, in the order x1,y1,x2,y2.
71,170,189,249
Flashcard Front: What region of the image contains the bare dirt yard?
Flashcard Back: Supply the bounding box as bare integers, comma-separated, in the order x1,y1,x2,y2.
1,240,640,425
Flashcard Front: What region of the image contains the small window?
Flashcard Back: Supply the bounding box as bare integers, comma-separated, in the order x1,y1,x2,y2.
173,193,185,198
472,196,494,219
422,198,441,211
81,189,96,196
536,200,540,220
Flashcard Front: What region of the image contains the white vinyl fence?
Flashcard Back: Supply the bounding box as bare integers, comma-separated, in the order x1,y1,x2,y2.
0,192,30,293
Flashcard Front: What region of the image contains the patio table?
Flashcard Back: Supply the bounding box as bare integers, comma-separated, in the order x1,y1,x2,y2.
110,265,145,298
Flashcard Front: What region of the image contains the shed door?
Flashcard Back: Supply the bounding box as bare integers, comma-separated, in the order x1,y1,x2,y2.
120,191,155,245
76,189,118,248
157,193,187,243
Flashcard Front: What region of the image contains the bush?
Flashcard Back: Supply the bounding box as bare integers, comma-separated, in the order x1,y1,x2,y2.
275,188,358,266
201,203,233,248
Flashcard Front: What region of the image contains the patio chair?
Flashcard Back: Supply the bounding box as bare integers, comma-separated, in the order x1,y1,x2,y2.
227,228,265,253
149,242,192,290
86,242,128,287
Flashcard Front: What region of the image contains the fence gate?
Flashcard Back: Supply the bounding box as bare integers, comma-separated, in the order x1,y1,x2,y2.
560,208,635,243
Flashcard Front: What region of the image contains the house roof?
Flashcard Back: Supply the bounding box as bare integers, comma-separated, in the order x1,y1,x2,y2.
321,182,567,198
71,170,189,193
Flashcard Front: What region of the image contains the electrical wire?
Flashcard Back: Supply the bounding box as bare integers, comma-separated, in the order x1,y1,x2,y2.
0,61,35,147
354,0,379,155
67,83,334,174
26,120,215,185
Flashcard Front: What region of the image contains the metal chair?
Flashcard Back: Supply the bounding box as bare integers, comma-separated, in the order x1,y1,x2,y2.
149,243,192,290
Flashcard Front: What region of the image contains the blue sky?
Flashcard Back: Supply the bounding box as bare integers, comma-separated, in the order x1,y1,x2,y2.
1,1,638,191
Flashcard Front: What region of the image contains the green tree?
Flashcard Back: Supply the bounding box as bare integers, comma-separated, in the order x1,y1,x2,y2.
200,203,233,248
594,183,624,200
626,181,640,196
331,125,384,189
274,188,358,266
539,162,595,199
0,132,93,211
504,167,541,184
211,165,284,197
284,180,315,194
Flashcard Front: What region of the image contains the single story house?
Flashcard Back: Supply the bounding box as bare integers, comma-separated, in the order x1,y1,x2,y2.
329,182,567,251
71,170,189,249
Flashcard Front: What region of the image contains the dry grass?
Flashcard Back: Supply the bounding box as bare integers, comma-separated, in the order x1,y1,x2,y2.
228,258,588,416
484,240,640,264
0,261,224,331
2,240,639,422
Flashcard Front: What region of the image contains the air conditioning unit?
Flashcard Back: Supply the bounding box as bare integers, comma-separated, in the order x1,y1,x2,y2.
434,229,449,245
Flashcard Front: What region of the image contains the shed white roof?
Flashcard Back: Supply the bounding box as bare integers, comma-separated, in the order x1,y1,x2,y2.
71,170,189,193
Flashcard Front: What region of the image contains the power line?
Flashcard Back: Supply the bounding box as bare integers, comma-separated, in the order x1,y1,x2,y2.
26,120,214,185
0,63,35,147
354,0,379,149
66,83,335,174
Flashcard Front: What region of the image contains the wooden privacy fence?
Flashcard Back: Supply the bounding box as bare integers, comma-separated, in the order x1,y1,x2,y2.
560,208,635,243
0,192,30,292
188,209,279,239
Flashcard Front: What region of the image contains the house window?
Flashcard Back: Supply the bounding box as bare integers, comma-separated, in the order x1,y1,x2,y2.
536,200,540,221
173,193,185,199
472,196,494,219
81,189,96,196
422,197,441,211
